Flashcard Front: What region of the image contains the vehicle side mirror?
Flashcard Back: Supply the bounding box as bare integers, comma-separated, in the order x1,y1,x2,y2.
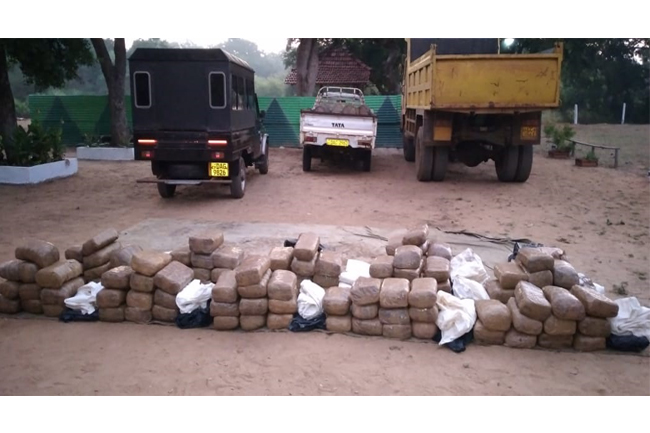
260,110,266,119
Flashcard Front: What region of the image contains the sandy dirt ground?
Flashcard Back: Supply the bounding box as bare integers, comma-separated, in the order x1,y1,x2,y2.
1,143,649,395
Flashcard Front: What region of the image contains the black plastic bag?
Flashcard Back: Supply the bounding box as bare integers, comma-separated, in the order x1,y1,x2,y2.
288,312,326,332
59,308,99,323
508,241,544,262
283,239,325,252
606,334,650,353
432,328,474,353
175,303,212,329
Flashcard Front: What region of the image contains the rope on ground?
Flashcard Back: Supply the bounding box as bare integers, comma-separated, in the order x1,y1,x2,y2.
342,226,388,241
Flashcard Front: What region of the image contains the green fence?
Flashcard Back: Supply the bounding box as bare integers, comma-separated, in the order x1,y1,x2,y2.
29,95,402,147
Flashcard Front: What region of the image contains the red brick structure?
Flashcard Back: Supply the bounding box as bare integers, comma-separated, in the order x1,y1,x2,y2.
285,47,371,90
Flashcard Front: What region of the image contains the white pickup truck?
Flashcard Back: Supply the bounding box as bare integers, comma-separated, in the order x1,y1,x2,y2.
300,87,377,172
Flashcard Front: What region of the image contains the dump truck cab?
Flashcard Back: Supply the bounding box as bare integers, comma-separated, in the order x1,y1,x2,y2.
129,48,269,199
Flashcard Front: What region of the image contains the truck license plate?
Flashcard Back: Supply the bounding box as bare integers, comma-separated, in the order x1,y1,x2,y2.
326,138,349,147
209,162,229,177
520,126,538,140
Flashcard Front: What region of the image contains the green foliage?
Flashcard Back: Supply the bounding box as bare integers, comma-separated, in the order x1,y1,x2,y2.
14,98,29,118
1,120,64,167
585,148,598,162
544,123,576,152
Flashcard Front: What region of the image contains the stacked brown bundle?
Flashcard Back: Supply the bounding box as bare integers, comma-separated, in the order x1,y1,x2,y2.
210,270,240,330
0,239,59,315
515,248,554,289
189,233,224,282
290,233,319,281
314,250,343,290
269,247,294,271
505,281,547,348
267,270,298,330
109,245,142,268
324,285,352,333
392,246,423,282
100,266,138,322
211,244,245,283
129,250,172,323
377,278,411,339
408,278,438,339
350,277,382,336
385,225,430,256
552,260,580,290
513,281,561,348
79,229,121,283
488,261,529,304
423,256,451,293
149,261,193,324
570,285,618,352
537,285,584,349
37,259,84,317
236,255,271,331
474,300,512,345
426,243,452,261
369,256,393,279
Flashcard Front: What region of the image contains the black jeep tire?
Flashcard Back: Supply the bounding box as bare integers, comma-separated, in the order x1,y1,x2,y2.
230,157,246,199
302,145,312,172
157,183,176,198
258,142,269,175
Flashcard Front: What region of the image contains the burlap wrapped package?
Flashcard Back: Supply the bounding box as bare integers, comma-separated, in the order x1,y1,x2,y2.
323,286,351,316
18,261,38,283
427,243,452,260
402,225,428,246
65,245,84,262
313,275,338,289
507,298,543,335
82,229,118,256
152,305,178,322
408,278,437,308
96,289,127,308
351,303,378,320
154,261,194,295
16,239,60,268
544,315,576,336
380,278,410,309
326,315,352,333
238,269,271,298
578,316,611,338
170,246,191,267
378,308,410,325
189,232,224,255
269,298,297,315
0,259,22,281
240,298,268,316
191,253,214,270
437,280,451,293
267,270,298,301
552,260,579,289
514,281,552,321
385,233,403,256
475,299,512,332
131,251,172,277
214,316,239,330
0,295,21,314
212,270,238,303
494,262,529,290
99,307,125,322
101,266,133,290
504,329,537,349
42,304,64,317
83,242,121,269
154,290,178,310
40,277,84,306
527,270,553,289
126,291,153,310
542,285,585,321
0,280,19,300
473,320,505,345
408,307,438,323
412,322,437,339
294,233,320,261
573,334,606,352
350,277,381,306
570,285,619,318
393,264,422,282
21,299,43,314
315,251,343,277
210,268,230,283
383,324,412,340
125,307,152,324
240,315,266,331
537,333,573,349
235,255,271,286
109,244,142,268
194,268,211,282
267,313,293,329
393,245,422,270
36,260,83,289
19,283,42,301
352,318,383,336
130,273,154,293
269,247,293,271
515,248,554,273
210,302,239,317
83,262,112,283
212,245,245,270
291,255,318,278
423,256,450,282
369,256,393,279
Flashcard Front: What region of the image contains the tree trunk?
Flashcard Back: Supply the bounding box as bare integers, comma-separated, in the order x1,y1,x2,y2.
91,38,130,147
305,45,319,96
295,38,320,96
0,43,17,162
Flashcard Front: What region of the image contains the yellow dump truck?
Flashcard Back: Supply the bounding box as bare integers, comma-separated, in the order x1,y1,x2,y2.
401,38,563,182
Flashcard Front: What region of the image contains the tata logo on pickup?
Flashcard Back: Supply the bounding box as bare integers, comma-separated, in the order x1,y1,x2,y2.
332,122,345,128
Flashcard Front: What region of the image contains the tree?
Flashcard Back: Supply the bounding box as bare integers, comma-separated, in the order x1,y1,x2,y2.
217,38,285,78
0,39,93,161
91,38,130,147
292,38,322,96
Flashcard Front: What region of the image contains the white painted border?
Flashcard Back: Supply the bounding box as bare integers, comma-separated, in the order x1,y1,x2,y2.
0,158,78,185
76,147,134,161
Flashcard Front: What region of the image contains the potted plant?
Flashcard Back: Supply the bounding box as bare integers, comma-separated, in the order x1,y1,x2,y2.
575,148,599,167
545,123,576,159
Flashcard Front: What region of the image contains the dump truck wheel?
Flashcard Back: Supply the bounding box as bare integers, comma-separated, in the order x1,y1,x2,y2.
157,183,176,198
431,146,449,182
415,129,433,182
230,158,246,199
403,133,415,162
496,146,518,182
302,146,312,172
514,144,533,182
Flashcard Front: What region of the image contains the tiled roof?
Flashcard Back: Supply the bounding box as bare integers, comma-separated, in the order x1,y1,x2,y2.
285,46,371,85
